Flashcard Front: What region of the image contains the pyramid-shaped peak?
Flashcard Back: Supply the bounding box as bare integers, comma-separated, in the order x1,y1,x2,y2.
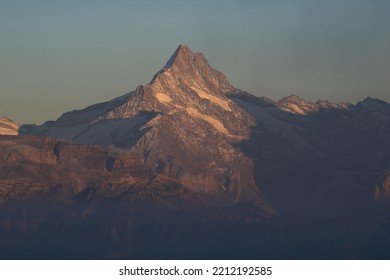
150,44,235,94
164,44,201,69
177,43,192,53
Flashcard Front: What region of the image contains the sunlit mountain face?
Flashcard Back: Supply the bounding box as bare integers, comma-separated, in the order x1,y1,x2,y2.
1,45,390,259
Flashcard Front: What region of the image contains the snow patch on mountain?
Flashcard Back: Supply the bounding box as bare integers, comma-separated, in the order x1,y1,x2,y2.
155,92,173,104
190,87,231,111
185,107,229,135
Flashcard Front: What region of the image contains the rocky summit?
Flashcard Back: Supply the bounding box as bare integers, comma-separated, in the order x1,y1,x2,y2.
2,45,390,259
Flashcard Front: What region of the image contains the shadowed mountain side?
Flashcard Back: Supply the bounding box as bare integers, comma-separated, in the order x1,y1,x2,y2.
229,92,390,219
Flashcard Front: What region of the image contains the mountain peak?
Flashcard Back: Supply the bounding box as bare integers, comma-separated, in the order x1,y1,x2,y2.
164,44,193,68
163,43,209,72
152,44,235,94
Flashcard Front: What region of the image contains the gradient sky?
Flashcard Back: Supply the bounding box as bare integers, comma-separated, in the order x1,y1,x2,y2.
1,0,390,124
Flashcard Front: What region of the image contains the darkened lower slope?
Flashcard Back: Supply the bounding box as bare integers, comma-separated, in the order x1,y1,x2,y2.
0,135,274,259
1,196,390,259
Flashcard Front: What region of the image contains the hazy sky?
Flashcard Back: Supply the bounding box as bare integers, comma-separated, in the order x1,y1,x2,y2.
1,0,389,124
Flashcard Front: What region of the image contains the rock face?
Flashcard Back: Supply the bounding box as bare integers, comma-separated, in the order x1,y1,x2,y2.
0,133,269,214
0,135,152,202
0,117,19,135
21,44,272,213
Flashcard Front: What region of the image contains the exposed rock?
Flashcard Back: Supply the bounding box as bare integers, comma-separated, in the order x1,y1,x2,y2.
0,135,151,201
0,117,19,135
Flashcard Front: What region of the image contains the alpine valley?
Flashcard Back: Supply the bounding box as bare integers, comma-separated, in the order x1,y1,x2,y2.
1,45,390,259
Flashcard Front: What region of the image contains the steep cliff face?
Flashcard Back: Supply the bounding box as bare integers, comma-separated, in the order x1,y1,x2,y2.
21,45,272,213
1,135,249,211
0,135,151,201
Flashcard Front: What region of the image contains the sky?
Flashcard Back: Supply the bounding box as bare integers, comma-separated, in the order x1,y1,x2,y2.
1,0,390,124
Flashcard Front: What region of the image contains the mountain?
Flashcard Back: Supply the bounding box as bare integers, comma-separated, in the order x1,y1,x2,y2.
0,117,19,135
21,44,273,214
2,44,390,259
